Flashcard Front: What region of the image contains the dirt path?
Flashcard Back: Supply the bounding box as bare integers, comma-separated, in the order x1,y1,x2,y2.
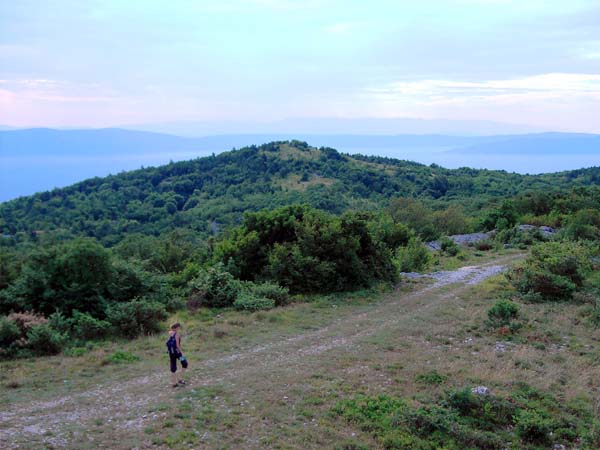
0,254,522,449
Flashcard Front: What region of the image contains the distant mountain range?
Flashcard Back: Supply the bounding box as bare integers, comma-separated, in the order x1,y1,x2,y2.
1,128,599,202
119,117,545,137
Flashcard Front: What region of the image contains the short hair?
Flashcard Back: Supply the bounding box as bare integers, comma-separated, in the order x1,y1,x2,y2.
170,322,181,330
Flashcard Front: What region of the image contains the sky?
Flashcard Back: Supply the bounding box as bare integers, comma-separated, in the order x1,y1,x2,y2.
1,0,600,133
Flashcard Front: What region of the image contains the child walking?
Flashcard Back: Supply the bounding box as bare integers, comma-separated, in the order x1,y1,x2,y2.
166,322,188,387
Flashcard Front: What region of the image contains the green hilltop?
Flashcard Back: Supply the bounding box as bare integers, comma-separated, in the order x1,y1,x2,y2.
1,140,599,244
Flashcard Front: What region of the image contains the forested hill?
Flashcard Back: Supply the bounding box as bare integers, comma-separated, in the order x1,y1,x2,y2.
1,140,599,244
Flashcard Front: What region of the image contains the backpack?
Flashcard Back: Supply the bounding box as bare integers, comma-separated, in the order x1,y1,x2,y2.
166,333,178,355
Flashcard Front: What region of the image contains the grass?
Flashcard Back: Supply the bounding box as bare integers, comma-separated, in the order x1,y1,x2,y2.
2,249,600,449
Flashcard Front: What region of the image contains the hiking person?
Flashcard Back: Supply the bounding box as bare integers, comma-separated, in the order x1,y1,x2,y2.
166,322,188,387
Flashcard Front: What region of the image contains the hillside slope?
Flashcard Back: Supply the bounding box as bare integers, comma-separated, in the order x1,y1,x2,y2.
1,140,599,243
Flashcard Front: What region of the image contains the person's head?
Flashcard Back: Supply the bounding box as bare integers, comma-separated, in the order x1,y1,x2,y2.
170,322,181,332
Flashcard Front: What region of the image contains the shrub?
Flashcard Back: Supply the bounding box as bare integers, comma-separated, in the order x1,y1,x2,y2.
71,310,111,340
433,205,472,236
405,405,456,436
188,264,240,308
47,311,72,335
106,300,167,338
495,226,546,249
486,300,519,329
0,316,21,350
109,259,155,302
26,324,67,355
215,205,397,294
233,292,275,312
369,216,412,250
246,281,290,307
512,268,577,302
7,311,47,335
415,370,447,385
8,239,114,317
514,409,554,444
562,209,600,241
508,241,591,302
439,237,460,256
394,237,431,273
444,388,478,416
105,350,140,364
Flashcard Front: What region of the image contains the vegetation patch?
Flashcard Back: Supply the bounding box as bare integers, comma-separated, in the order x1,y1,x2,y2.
414,370,448,385
485,299,523,333
334,384,600,449
105,350,140,364
508,241,592,302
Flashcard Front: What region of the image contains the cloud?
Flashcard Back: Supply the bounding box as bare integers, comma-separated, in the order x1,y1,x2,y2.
359,73,600,133
368,73,600,100
0,78,122,103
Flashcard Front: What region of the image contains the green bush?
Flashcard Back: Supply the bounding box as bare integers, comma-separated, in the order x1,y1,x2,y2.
188,264,240,308
415,370,447,385
480,200,518,231
233,292,275,311
0,316,20,350
105,350,140,364
215,205,397,294
394,237,431,273
6,239,114,317
405,405,457,436
109,259,156,303
246,281,290,307
562,209,600,241
508,241,591,302
515,269,577,302
71,310,111,340
106,300,167,338
514,409,554,444
444,387,479,416
47,311,72,335
26,324,67,355
486,300,519,329
369,215,413,250
439,237,460,256
495,226,545,249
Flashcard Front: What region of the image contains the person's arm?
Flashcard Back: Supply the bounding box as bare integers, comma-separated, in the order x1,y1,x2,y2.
176,334,183,355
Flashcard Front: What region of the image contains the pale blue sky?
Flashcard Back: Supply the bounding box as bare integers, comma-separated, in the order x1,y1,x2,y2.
1,0,599,132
